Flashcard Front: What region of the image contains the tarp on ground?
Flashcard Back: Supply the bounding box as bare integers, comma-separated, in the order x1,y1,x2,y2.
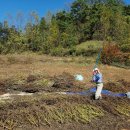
66,87,126,97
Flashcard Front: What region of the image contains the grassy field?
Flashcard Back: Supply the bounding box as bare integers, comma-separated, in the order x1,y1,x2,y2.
0,53,129,130
76,40,103,50
75,41,103,56
0,53,129,82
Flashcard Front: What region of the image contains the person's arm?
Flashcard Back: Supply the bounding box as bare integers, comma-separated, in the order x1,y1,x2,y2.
92,75,96,82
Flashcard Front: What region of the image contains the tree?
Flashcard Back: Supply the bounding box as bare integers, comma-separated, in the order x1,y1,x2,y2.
124,5,130,16
25,12,41,51
56,10,72,32
61,23,79,47
102,1,128,43
70,0,89,24
0,22,9,44
47,19,60,47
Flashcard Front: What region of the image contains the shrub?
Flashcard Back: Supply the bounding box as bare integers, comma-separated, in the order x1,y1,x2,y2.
120,44,130,52
117,53,130,67
101,43,121,64
101,43,130,66
0,43,5,54
68,46,76,56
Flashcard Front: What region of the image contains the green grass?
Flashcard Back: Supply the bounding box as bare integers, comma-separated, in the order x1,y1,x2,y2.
75,41,103,56
76,40,103,50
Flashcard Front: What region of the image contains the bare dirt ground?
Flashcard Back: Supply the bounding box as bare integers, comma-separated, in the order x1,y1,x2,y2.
0,54,129,130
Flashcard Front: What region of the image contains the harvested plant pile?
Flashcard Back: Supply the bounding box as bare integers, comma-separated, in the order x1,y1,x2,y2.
0,73,129,130
0,94,129,130
52,72,75,89
0,72,85,94
105,79,130,93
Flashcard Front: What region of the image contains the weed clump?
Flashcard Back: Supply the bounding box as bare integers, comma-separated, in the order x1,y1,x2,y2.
105,79,130,93
101,43,130,67
27,75,38,83
52,72,75,89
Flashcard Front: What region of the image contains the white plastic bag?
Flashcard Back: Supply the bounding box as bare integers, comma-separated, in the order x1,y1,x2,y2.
75,74,84,81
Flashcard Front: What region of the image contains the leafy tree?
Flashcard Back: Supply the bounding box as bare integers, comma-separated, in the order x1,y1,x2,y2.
124,5,130,16
0,22,9,44
0,0,129,55
56,11,72,32
47,19,60,47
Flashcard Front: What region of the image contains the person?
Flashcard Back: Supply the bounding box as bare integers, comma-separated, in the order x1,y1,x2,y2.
92,68,103,100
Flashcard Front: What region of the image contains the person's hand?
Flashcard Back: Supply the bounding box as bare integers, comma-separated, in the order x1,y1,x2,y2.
93,70,97,75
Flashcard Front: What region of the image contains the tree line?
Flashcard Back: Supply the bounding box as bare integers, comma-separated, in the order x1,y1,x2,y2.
0,0,130,55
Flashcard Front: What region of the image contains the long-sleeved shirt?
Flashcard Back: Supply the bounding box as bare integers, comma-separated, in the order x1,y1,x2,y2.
92,73,103,83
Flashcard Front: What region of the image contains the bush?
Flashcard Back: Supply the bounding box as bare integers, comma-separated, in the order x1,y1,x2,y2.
101,43,120,64
0,43,5,54
68,46,76,56
114,53,129,64
120,44,130,52
101,43,130,66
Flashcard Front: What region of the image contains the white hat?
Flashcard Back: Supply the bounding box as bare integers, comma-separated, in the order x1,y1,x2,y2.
93,68,100,73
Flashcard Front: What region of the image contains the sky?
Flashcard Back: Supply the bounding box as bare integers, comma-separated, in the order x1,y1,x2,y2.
0,0,74,25
0,0,129,27
125,0,130,4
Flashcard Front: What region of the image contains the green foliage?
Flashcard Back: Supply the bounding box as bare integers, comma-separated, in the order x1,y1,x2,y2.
76,41,102,49
120,43,130,52
75,41,102,56
124,5,130,16
0,0,129,56
61,32,78,48
47,19,60,47
50,46,69,56
56,11,72,32
0,43,5,54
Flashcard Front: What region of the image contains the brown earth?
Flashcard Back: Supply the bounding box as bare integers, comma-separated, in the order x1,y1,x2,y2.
0,72,129,94
0,94,129,130
0,54,129,130
0,72,129,130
